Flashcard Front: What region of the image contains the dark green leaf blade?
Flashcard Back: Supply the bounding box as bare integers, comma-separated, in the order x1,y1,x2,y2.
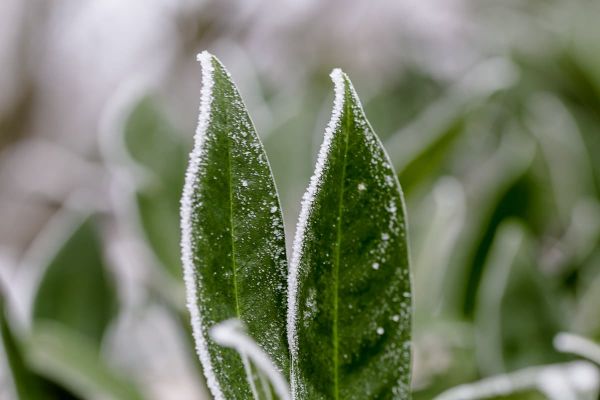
0,294,49,400
33,215,117,344
289,70,412,399
26,322,143,400
181,52,289,400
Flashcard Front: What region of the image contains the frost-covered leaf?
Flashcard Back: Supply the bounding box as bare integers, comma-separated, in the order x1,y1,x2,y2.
288,70,412,399
181,52,288,400
26,322,143,400
210,319,291,400
32,215,117,344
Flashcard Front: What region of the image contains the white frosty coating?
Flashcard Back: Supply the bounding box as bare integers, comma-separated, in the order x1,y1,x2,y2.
287,68,346,394
210,319,292,400
180,51,224,400
554,332,600,365
433,361,599,400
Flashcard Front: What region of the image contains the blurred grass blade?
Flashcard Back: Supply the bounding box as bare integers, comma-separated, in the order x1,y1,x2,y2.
1,294,47,400
433,361,599,400
210,319,291,400
385,58,517,191
475,220,565,374
554,332,600,365
181,52,289,400
413,177,465,317
443,129,536,316
33,216,116,344
474,220,527,374
26,322,143,400
526,93,595,223
289,70,411,399
124,98,189,279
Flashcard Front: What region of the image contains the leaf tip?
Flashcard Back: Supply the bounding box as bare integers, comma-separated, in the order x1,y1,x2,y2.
196,50,212,63
330,68,348,92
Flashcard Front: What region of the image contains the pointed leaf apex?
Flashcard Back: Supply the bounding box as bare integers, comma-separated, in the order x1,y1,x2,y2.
196,50,213,63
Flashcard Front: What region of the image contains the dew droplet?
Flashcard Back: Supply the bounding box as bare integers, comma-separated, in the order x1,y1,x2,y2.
242,180,248,187
392,315,400,322
372,262,380,270
381,233,389,241
358,182,366,191
376,327,384,335
270,206,277,213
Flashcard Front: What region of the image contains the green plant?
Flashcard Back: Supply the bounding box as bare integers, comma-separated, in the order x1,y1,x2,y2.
180,52,412,399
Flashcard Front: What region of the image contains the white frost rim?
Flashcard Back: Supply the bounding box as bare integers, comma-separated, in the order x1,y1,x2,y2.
180,50,224,400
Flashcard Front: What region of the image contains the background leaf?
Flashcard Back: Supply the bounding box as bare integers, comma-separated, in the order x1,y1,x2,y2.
288,70,411,399
25,322,143,400
180,52,289,400
32,215,117,344
123,97,189,279
1,293,49,400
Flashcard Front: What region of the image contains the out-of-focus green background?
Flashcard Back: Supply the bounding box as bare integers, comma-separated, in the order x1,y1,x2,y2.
0,1,599,399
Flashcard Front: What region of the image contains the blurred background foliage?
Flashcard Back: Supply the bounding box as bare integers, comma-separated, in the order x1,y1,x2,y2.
0,0,599,399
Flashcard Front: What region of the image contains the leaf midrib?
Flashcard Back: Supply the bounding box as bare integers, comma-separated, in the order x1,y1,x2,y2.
226,137,242,320
332,84,351,400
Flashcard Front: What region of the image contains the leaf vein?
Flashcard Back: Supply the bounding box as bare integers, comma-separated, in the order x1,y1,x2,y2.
332,81,351,400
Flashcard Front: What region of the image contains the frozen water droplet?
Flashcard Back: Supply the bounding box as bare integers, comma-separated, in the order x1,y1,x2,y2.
381,233,389,241
392,315,400,322
377,327,384,335
358,182,366,191
242,180,248,187
372,262,380,270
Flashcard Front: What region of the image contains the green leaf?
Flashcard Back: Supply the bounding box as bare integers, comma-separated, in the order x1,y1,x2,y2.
124,97,188,278
474,220,528,375
26,322,143,400
442,130,535,316
385,58,517,193
0,294,48,400
181,52,289,400
475,220,566,374
288,69,412,399
210,319,291,400
32,215,117,344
